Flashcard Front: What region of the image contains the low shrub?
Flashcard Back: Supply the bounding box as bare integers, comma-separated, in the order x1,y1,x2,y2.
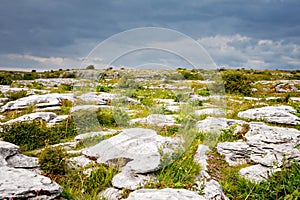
39,146,68,175
222,71,253,96
196,89,210,96
95,85,113,93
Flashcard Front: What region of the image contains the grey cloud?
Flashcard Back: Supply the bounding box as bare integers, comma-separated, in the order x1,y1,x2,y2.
0,0,300,69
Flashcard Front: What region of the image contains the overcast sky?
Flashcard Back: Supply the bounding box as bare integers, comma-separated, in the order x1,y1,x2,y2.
0,0,300,71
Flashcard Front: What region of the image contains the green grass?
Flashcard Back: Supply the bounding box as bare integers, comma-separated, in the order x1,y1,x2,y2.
146,139,201,190
0,118,77,151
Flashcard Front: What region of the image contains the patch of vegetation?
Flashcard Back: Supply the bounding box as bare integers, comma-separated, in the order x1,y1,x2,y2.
118,74,141,89
147,142,201,189
222,71,253,96
58,99,73,115
0,118,77,151
7,90,27,101
58,84,73,93
177,69,204,80
174,92,190,102
95,85,113,93
196,89,210,96
60,164,119,199
158,126,179,137
39,146,68,175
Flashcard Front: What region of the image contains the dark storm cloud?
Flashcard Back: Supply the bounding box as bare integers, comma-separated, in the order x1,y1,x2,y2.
0,0,299,69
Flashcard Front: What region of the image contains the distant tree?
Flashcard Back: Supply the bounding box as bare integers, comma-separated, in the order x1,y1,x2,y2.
86,65,95,70
31,69,36,72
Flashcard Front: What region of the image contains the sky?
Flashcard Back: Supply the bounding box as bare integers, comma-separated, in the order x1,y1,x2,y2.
0,0,300,71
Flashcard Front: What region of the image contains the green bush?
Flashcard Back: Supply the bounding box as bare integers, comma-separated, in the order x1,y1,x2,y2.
196,89,210,96
39,146,68,175
179,70,203,80
32,81,44,89
95,85,112,93
97,109,116,127
222,71,253,96
0,74,12,85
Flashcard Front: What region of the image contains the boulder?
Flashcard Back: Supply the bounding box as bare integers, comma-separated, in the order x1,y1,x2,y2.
47,115,69,126
193,145,210,178
1,93,75,112
239,164,274,183
3,112,57,125
99,187,123,200
195,108,225,117
290,97,300,103
70,105,105,112
196,117,246,133
275,83,300,93
0,166,62,199
112,171,155,190
6,154,38,168
0,141,19,159
83,128,182,173
74,129,117,141
245,122,300,154
124,188,206,200
130,114,179,127
237,105,300,125
217,142,251,166
68,155,94,168
217,122,300,167
203,180,229,200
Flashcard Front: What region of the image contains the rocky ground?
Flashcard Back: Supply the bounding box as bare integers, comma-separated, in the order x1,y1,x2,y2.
0,69,300,199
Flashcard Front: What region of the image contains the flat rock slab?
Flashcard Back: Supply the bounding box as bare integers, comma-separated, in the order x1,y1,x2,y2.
83,128,182,173
0,167,62,199
195,108,225,117
1,93,75,112
130,114,178,126
3,112,57,125
74,129,118,141
124,188,206,200
237,105,300,125
196,117,246,133
217,142,251,166
217,122,300,167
